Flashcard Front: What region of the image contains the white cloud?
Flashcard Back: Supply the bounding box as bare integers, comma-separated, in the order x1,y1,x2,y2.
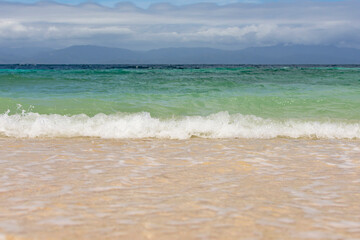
0,20,29,37
0,0,359,49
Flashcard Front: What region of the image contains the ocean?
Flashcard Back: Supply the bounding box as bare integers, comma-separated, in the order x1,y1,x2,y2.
0,64,359,139
1,64,360,240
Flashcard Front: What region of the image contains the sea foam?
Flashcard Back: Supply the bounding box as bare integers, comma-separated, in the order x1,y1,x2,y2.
0,111,359,139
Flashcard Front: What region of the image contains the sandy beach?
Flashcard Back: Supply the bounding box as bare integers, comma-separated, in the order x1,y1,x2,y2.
1,0,360,238
1,137,359,239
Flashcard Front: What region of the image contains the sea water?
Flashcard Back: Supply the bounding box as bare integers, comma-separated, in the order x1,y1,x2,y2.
0,64,359,139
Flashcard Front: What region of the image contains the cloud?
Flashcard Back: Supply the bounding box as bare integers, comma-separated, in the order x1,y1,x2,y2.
0,0,359,49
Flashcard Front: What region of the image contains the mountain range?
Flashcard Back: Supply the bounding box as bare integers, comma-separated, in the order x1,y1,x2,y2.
1,45,360,64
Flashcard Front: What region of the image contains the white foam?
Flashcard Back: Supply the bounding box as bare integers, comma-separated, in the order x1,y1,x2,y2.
0,111,359,139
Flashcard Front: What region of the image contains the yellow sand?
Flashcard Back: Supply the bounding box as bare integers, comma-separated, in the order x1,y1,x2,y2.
0,138,359,239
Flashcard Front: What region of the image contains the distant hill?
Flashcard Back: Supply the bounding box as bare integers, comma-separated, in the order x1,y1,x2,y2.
238,45,360,64
33,45,139,64
141,48,231,64
1,45,360,64
0,47,52,64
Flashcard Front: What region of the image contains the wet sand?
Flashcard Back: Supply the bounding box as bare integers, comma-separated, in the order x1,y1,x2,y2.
0,137,360,240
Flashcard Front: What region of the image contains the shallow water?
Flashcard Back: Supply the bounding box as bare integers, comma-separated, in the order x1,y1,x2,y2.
0,137,359,239
1,65,359,121
1,65,360,140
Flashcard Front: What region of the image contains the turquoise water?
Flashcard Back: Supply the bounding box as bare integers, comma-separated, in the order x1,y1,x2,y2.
0,65,359,139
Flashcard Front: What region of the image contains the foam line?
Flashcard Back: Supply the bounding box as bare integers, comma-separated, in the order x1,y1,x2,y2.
0,111,359,139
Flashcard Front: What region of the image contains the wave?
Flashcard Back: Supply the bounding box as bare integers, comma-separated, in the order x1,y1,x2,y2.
0,111,359,139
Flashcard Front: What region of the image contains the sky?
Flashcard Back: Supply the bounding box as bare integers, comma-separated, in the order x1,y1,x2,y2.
0,0,359,50
0,0,345,8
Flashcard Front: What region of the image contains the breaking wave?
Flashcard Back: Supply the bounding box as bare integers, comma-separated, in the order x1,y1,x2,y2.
0,111,359,139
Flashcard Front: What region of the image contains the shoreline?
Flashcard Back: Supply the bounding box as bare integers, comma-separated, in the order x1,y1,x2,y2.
1,137,360,239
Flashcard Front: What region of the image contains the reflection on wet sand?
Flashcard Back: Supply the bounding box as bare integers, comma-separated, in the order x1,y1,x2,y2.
0,138,359,239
